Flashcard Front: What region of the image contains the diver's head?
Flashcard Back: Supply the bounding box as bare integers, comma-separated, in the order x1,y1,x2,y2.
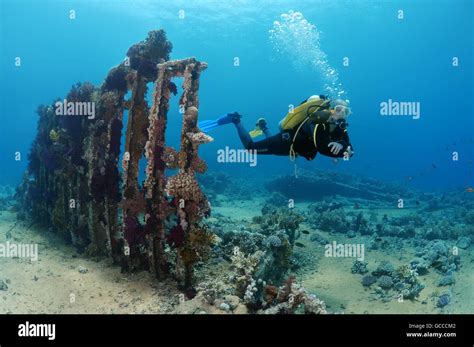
330,99,351,120
327,99,351,131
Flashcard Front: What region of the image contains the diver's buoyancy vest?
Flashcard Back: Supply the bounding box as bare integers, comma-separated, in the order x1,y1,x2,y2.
281,98,332,161
279,98,332,131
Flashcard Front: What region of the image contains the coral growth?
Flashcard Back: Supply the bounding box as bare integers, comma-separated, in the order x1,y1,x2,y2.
308,204,350,234
126,30,172,80
361,275,377,287
186,131,213,147
179,226,215,267
162,147,179,169
377,275,394,289
18,31,213,295
229,247,264,301
393,266,425,300
165,172,204,202
415,240,460,274
258,276,327,314
359,261,425,301
219,229,265,255
351,260,369,274
228,248,326,314
253,206,304,246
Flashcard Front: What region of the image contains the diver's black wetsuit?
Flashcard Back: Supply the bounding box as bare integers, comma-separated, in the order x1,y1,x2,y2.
235,121,353,160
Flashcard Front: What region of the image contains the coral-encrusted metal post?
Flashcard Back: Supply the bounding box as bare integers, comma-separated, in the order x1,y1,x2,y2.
143,62,173,279
86,90,125,258
121,72,150,270
144,58,212,290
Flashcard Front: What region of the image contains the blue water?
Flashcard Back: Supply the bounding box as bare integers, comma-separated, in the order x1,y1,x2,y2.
1,0,473,191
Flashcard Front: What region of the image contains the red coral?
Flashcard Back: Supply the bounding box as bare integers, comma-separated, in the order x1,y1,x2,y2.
124,216,145,248
265,285,279,304
191,157,208,173
166,224,185,248
278,276,296,303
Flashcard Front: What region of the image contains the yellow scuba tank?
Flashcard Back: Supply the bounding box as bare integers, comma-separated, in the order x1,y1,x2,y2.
281,95,332,162
279,96,331,131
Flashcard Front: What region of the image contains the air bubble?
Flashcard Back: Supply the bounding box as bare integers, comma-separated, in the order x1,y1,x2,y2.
293,12,303,20
269,11,346,99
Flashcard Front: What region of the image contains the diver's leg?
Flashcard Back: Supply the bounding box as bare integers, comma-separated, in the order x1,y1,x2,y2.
263,127,271,138
258,118,271,138
234,123,290,155
254,133,291,155
234,122,254,149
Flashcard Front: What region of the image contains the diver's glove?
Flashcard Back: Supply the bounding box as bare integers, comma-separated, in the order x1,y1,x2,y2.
328,142,344,155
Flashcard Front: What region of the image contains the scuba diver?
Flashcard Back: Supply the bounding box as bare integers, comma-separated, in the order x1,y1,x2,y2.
199,95,354,161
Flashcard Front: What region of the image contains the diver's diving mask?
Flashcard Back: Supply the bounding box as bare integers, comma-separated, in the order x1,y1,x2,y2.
334,104,352,118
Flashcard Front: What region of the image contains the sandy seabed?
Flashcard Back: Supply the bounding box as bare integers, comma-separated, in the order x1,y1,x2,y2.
0,198,472,314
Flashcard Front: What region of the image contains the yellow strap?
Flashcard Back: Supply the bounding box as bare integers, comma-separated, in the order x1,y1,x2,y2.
291,104,326,144
313,123,326,149
292,117,309,144
288,116,311,163
313,124,319,148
